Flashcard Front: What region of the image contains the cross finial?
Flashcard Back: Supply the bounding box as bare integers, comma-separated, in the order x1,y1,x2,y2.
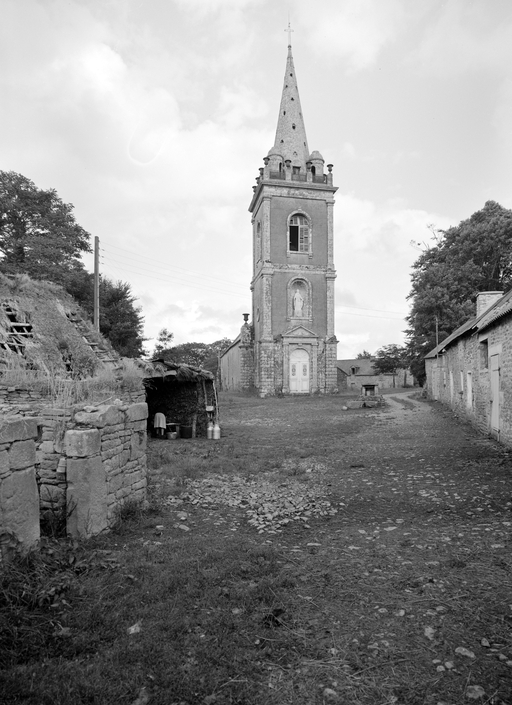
285,19,294,47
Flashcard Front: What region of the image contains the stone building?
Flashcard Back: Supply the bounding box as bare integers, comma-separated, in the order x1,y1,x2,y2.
337,358,413,393
221,41,338,396
424,290,512,445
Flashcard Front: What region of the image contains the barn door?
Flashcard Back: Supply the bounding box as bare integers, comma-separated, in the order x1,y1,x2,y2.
490,354,500,438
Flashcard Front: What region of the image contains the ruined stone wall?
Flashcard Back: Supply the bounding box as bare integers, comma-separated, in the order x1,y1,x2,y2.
0,400,148,554
39,401,148,537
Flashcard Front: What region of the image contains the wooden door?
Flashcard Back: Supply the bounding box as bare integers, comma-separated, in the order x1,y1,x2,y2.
289,348,309,393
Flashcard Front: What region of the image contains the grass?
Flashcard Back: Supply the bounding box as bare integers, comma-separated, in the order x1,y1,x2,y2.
1,391,512,704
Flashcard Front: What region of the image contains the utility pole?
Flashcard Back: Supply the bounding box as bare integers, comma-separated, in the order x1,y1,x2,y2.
94,236,100,332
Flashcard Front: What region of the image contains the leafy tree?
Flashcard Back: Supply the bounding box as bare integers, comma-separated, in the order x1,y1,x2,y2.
356,349,373,359
373,344,408,374
152,331,232,371
153,328,174,356
0,170,91,284
406,201,512,384
65,272,145,358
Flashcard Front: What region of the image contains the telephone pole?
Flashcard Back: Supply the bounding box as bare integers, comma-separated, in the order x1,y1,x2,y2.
94,236,100,332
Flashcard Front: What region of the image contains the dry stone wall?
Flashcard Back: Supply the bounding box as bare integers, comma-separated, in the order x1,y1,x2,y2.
0,397,148,558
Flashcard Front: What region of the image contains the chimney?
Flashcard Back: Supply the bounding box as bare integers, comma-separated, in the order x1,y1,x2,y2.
476,291,503,317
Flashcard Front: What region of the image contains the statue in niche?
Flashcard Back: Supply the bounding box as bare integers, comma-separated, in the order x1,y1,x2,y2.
293,287,305,317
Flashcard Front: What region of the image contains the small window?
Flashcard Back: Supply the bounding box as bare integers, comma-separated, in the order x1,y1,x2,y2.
289,214,310,253
292,166,300,175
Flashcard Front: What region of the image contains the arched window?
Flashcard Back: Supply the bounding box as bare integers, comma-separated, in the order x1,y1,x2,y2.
288,213,310,253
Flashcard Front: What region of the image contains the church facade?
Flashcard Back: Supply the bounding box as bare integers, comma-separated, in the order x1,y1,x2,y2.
220,42,338,396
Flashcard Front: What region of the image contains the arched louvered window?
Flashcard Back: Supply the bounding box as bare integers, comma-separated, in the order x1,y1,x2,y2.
288,213,310,253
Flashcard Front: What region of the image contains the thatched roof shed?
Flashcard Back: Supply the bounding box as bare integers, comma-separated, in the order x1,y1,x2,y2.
143,358,217,438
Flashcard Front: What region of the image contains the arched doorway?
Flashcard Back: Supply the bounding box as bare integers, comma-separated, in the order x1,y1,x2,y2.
289,348,309,393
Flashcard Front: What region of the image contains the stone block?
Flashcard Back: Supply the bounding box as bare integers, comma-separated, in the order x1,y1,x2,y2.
0,467,40,549
130,431,146,460
65,429,101,458
40,484,65,508
127,419,147,432
74,404,124,429
9,440,36,470
67,456,108,538
39,440,55,454
0,417,38,444
124,403,148,423
131,478,147,492
0,450,8,476
108,472,124,494
119,449,130,468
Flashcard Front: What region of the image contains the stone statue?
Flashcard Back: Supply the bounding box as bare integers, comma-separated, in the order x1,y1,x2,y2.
293,288,304,317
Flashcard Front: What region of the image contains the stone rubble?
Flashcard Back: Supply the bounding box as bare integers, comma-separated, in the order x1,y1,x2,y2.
165,467,338,534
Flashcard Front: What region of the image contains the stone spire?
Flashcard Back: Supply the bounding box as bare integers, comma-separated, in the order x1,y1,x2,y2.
269,41,309,168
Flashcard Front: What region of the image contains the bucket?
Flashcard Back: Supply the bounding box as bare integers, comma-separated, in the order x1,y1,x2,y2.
180,425,193,439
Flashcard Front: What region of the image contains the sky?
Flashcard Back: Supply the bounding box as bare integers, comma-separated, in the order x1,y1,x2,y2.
2,0,512,358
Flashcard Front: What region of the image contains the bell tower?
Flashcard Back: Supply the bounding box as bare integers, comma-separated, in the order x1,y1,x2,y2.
249,38,338,396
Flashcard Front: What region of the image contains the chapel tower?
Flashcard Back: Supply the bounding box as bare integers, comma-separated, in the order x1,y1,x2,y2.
248,39,338,395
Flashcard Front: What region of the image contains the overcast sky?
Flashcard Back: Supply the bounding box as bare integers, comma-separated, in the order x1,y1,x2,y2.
2,0,512,358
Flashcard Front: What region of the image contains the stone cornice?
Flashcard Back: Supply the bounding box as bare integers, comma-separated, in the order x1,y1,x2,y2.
249,181,337,213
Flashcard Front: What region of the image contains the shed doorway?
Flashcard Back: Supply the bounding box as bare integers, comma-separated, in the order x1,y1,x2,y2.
289,348,309,394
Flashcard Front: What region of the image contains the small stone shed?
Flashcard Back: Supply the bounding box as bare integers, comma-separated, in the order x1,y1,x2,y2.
143,358,218,439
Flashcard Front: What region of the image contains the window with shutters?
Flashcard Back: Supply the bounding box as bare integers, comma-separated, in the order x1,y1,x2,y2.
288,213,310,254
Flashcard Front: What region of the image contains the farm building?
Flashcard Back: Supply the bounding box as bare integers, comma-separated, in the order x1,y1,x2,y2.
424,290,512,444
337,358,413,394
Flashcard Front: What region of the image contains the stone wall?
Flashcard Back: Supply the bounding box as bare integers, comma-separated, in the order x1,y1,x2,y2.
425,316,512,446
0,399,148,557
0,416,39,563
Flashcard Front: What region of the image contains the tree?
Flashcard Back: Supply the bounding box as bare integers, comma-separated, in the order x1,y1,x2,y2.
356,349,373,359
153,328,174,357
152,331,232,371
0,172,145,358
373,344,408,376
0,171,91,285
406,201,512,384
65,272,145,358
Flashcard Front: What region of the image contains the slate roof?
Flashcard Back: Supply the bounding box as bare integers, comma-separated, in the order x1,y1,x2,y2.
425,289,512,359
337,358,376,376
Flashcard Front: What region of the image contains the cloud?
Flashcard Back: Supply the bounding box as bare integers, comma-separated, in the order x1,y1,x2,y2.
333,194,453,355
414,0,512,75
296,0,407,71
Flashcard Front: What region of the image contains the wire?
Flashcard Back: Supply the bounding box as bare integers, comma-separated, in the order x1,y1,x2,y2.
101,257,251,299
101,242,248,292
